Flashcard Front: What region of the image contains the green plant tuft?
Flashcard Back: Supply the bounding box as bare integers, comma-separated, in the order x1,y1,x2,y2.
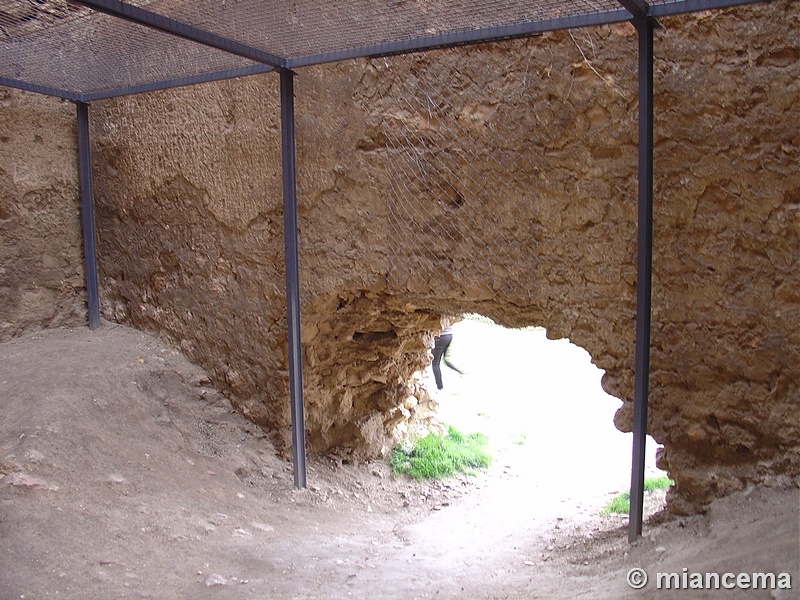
643,475,673,492
600,476,673,515
601,490,632,516
390,425,492,479
512,432,528,446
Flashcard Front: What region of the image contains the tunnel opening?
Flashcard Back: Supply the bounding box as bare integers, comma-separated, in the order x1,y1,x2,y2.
420,313,668,517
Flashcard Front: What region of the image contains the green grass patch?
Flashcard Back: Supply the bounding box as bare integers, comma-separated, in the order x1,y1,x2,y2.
391,425,492,479
600,476,674,515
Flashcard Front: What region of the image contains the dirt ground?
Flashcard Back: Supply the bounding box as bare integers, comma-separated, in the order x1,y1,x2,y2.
1,323,797,599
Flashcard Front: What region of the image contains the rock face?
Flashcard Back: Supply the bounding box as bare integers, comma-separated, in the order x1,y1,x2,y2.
1,2,798,513
0,90,86,338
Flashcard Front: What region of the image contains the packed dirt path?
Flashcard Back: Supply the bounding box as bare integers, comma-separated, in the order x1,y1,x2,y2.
1,323,797,599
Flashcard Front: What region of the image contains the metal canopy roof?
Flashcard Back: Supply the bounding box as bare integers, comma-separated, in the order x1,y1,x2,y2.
1,0,761,102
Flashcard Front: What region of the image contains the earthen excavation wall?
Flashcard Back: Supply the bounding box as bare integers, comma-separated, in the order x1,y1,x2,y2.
0,2,797,513
0,91,86,338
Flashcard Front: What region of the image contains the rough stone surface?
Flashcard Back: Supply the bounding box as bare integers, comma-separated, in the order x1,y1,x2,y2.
0,89,86,339
0,2,798,513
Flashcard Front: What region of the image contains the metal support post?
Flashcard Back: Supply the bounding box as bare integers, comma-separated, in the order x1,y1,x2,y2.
280,69,308,489
628,14,655,543
76,101,101,330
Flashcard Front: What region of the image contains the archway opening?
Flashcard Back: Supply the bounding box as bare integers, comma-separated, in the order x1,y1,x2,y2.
423,313,666,518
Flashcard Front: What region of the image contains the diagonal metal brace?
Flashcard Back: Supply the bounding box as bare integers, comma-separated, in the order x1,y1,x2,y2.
71,0,285,69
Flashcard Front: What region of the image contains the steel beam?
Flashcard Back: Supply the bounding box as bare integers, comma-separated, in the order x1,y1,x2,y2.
81,64,274,102
72,0,285,68
0,78,83,102
76,102,101,330
280,69,308,490
287,9,633,68
628,13,655,544
650,0,766,18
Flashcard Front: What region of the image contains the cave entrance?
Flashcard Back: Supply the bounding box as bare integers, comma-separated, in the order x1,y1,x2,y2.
428,314,662,510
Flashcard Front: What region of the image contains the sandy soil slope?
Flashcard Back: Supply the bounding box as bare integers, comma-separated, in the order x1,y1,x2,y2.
0,323,797,599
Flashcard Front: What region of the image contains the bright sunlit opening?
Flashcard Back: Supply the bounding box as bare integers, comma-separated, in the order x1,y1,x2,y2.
426,314,663,514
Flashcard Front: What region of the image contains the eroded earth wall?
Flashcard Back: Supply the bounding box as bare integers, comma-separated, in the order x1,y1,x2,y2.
0,1,798,513
0,91,86,338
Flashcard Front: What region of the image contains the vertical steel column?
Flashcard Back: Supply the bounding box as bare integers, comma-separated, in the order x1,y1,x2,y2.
76,101,101,330
280,69,308,489
628,15,655,543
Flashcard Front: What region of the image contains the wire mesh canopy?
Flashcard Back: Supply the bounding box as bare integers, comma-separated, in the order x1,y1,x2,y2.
1,0,760,101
